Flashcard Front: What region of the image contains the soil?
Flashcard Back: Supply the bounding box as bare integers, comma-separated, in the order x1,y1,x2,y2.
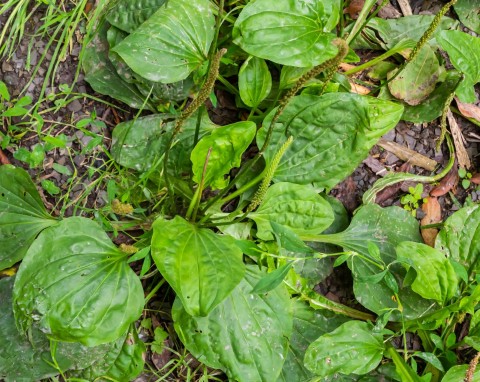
1,1,480,381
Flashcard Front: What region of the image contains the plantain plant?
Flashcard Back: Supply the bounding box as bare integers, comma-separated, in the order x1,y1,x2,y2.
1,0,480,381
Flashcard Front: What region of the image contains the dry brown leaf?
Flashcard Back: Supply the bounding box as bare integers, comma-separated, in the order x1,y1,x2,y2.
456,98,480,123
349,82,371,95
447,109,471,169
430,162,458,197
0,149,10,165
421,197,441,247
344,0,365,19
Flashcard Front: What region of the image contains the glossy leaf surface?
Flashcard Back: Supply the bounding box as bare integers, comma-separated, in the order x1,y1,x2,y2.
437,30,480,103
13,217,144,346
257,93,374,190
436,203,480,277
173,266,292,382
233,0,339,67
151,216,245,316
82,21,151,110
0,277,116,382
396,242,458,305
365,97,404,144
113,0,214,83
191,121,256,190
249,182,335,240
112,110,216,173
106,0,167,33
0,165,57,271
73,325,145,381
239,56,272,108
441,365,480,381
277,300,349,382
318,205,432,320
304,321,384,377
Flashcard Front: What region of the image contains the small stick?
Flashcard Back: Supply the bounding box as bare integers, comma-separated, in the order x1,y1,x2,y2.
377,138,437,171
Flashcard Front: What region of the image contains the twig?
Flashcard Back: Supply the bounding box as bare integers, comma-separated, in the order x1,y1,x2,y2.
377,138,438,171
397,0,412,16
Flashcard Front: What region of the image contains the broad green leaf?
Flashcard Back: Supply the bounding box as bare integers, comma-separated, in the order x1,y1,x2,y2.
271,221,315,254
249,182,335,240
111,110,216,173
173,266,292,382
437,30,480,103
313,205,434,320
82,21,152,110
436,204,480,277
191,121,256,190
365,97,404,144
402,70,463,123
352,15,457,50
277,300,349,382
113,0,215,83
441,365,480,381
0,277,117,382
239,56,272,108
233,0,340,67
388,44,440,105
106,0,167,33
251,263,293,294
13,217,144,346
106,25,193,103
0,165,57,271
396,242,458,305
304,321,385,377
453,0,480,34
151,216,245,316
257,93,372,191
72,325,146,381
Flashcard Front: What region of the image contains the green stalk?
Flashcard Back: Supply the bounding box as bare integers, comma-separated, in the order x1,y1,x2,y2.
284,279,376,321
345,0,378,45
386,342,423,382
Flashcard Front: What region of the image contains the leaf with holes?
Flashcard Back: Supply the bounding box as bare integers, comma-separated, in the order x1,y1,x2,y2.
173,266,292,382
151,216,245,317
13,217,144,346
113,0,215,83
233,0,340,67
0,165,57,271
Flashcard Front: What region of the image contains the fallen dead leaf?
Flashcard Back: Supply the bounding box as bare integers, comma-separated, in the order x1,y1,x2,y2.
0,149,10,165
430,162,458,197
344,0,364,19
420,197,441,247
447,109,471,169
471,173,480,185
456,98,480,123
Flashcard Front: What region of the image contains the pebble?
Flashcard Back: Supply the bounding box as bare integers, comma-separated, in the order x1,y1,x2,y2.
68,99,83,112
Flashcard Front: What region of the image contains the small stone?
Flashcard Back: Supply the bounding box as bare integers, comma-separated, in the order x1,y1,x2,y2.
1,61,13,72
68,99,83,112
